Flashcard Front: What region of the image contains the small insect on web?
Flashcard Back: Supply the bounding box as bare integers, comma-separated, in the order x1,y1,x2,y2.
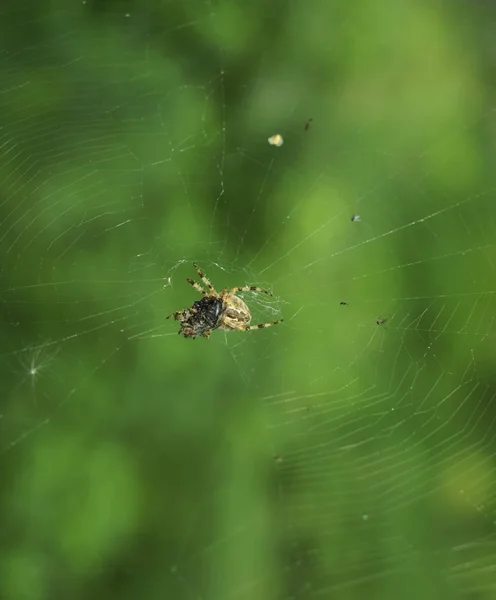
166,264,283,339
304,118,313,131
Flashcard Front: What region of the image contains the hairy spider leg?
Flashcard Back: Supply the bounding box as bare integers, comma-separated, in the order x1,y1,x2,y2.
166,306,197,321
229,285,273,296
166,311,181,320
193,263,217,295
243,319,284,331
166,310,185,320
186,278,208,295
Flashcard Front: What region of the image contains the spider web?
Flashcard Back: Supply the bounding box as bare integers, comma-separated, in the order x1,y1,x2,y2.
1,1,496,599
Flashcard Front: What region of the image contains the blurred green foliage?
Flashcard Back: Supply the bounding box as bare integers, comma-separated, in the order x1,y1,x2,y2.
1,1,496,599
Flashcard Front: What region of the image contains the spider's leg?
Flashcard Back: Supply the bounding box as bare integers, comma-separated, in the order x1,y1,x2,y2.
167,307,196,321
243,319,283,331
193,263,217,295
166,311,183,320
230,285,273,296
187,278,208,295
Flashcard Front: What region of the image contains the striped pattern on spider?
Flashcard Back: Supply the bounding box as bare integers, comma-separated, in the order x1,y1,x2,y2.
167,263,283,339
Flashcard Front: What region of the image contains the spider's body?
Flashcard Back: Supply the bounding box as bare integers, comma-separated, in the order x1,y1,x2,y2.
167,264,283,339
180,296,223,338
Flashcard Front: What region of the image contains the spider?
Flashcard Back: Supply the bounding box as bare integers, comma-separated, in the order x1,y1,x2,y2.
166,263,283,339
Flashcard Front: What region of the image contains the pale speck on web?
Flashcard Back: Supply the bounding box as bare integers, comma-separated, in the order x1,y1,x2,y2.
268,133,284,147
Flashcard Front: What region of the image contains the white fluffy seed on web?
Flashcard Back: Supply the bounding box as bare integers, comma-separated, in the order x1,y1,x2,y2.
268,134,283,147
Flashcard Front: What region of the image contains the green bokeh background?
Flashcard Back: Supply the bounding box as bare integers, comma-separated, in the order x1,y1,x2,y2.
1,1,496,599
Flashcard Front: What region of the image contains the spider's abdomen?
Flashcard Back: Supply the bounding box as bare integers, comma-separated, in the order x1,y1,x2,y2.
216,294,252,332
